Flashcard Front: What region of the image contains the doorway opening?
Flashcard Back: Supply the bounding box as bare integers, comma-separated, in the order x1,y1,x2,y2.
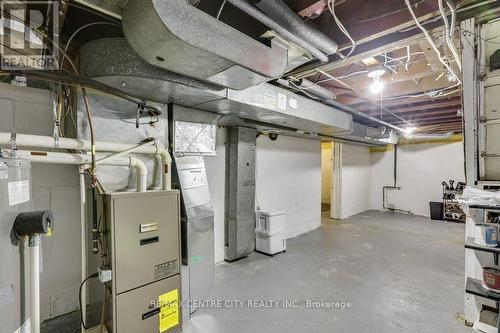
321,142,333,214
321,142,342,220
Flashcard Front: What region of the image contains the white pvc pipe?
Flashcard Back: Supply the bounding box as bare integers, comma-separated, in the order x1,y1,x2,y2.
158,147,172,191
0,132,163,155
30,238,40,333
0,132,171,191
4,150,148,192
103,156,148,192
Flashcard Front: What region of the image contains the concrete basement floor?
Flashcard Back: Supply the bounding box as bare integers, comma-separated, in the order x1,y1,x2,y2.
183,210,471,333
42,210,471,333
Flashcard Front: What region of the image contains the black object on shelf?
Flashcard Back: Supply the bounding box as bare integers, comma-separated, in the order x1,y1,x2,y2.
465,237,500,265
430,201,443,220
466,277,500,301
491,49,500,71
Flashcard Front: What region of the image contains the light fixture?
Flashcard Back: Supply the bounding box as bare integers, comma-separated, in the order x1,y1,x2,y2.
370,78,384,94
367,66,386,79
367,65,386,94
404,126,417,135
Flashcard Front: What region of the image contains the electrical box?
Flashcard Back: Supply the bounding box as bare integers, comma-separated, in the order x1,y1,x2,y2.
103,191,182,333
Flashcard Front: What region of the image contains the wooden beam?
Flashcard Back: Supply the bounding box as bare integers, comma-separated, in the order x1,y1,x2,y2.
361,100,462,114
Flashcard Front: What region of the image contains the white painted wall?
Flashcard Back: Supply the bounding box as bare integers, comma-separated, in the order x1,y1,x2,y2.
340,144,372,219
256,135,322,239
34,164,82,320
0,84,83,321
205,133,323,263
370,141,465,217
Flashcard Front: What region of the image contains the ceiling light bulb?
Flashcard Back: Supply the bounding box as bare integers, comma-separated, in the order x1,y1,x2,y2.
370,79,384,94
404,126,417,135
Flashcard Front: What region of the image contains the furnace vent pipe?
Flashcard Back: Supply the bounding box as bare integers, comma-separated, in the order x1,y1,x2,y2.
0,132,171,190
226,0,329,62
3,150,148,192
253,0,338,55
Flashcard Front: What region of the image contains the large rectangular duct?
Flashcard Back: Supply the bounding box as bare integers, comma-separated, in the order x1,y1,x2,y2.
196,83,353,137
122,0,289,90
225,127,257,261
168,105,217,312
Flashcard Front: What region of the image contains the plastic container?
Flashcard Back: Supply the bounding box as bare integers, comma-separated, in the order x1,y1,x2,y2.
483,267,500,293
474,224,498,247
256,210,285,234
255,229,286,255
429,202,443,220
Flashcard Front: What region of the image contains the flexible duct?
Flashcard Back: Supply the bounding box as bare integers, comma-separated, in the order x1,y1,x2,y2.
226,0,329,62
253,0,338,55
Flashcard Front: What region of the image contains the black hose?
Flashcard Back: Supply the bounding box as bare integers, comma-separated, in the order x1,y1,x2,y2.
79,272,99,330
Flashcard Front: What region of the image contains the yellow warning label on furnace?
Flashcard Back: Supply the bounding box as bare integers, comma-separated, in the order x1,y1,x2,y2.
159,289,179,332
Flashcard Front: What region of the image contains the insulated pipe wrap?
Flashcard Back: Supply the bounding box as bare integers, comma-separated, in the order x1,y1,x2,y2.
226,0,329,62
253,0,338,55
14,210,54,237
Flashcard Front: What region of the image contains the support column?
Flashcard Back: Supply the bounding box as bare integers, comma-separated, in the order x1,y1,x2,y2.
225,127,257,261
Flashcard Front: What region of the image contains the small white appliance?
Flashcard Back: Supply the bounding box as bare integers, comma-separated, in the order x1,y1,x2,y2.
255,210,286,255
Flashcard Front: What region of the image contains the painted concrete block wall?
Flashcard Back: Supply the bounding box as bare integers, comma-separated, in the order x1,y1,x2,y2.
0,84,83,321
370,141,465,217
341,144,372,219
255,135,322,239
33,164,82,320
205,132,323,263
321,142,333,205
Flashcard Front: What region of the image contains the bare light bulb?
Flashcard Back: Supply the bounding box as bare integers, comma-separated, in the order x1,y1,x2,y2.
370,79,384,94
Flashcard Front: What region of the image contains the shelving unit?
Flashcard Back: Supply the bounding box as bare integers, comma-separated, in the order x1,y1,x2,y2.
465,278,500,333
465,236,500,332
465,237,500,265
443,188,465,223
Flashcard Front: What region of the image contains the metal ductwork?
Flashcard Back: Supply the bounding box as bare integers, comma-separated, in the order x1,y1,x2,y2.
253,0,338,55
196,82,353,137
121,0,290,90
79,38,226,106
77,38,391,147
